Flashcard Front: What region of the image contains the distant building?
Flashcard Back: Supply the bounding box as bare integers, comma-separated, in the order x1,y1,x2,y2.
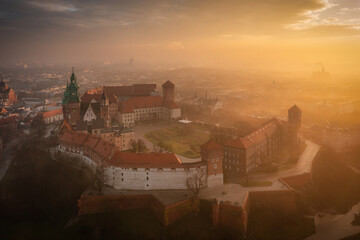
312,67,330,81
309,124,360,153
0,77,17,107
37,109,63,124
117,80,181,127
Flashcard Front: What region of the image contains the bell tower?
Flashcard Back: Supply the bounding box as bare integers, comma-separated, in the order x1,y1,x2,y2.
62,67,80,126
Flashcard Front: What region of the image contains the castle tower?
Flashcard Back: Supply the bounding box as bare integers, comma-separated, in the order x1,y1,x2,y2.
100,91,110,127
288,105,302,144
62,67,80,125
162,80,175,107
201,140,224,187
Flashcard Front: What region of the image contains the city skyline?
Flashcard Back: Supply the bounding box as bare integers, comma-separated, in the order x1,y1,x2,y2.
0,0,359,74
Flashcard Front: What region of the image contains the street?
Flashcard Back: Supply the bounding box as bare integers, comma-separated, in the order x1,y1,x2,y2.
250,140,320,182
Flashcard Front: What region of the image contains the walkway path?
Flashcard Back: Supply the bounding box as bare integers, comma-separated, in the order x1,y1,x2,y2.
306,202,360,240
250,140,320,182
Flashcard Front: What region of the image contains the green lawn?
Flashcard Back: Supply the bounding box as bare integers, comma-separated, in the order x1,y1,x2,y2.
145,124,212,158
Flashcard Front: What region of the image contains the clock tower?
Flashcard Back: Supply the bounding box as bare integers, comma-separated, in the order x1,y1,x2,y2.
62,67,80,125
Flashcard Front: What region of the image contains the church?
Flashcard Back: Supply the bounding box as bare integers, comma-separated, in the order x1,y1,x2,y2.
0,77,17,107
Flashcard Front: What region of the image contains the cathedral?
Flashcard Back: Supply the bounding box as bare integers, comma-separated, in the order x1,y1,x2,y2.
0,77,17,107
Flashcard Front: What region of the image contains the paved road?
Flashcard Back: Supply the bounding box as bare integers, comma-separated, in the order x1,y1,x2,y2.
250,140,320,182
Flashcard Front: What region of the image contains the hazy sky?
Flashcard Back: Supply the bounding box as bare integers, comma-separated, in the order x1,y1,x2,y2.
0,0,359,73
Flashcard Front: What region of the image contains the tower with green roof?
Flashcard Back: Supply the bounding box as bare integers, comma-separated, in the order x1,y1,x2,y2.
62,67,80,104
62,67,81,125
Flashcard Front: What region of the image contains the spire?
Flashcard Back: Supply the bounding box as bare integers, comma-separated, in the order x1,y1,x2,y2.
70,67,77,84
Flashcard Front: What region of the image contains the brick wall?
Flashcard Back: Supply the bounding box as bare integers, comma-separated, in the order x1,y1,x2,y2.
78,193,194,226
249,190,297,214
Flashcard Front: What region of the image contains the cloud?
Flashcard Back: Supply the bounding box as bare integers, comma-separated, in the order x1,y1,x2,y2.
29,2,78,12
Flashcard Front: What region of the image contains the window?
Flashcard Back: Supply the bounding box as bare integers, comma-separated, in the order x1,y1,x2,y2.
214,164,217,169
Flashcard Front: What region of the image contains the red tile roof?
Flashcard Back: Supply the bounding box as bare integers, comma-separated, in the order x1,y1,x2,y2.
59,130,88,147
81,93,103,103
83,134,101,149
132,84,157,96
119,96,164,113
93,138,115,160
201,140,223,151
225,119,281,149
109,151,183,168
42,109,63,118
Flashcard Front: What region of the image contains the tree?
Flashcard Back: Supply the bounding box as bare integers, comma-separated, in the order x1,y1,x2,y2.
186,168,206,197
152,143,164,154
152,141,173,153
129,139,146,153
89,164,106,194
186,168,206,213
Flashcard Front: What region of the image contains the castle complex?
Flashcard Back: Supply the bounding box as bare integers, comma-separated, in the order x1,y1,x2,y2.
60,68,302,189
62,69,181,129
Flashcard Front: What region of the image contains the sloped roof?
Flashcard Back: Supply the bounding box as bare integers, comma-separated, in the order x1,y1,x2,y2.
42,109,63,118
162,80,175,88
59,130,88,147
225,119,281,149
119,96,163,113
80,102,100,117
93,138,115,160
201,140,223,151
81,93,103,103
288,105,301,113
109,152,183,168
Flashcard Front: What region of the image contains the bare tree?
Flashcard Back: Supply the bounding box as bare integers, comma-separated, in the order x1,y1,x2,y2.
89,164,106,194
152,141,173,153
186,168,206,197
186,168,206,213
152,143,164,154
129,139,146,153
